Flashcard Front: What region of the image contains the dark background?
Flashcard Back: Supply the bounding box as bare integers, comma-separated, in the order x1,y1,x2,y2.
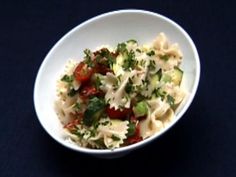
1,0,235,177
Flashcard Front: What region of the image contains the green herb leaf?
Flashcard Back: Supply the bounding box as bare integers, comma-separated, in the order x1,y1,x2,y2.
111,134,120,141
148,60,156,71
127,122,136,137
94,75,102,90
94,138,106,148
89,128,97,138
122,50,136,71
160,55,169,61
84,49,94,67
146,50,155,56
125,78,134,94
83,97,106,126
153,88,166,100
61,74,74,83
98,48,116,68
117,43,127,53
74,131,84,139
167,95,175,107
156,69,162,79
68,89,77,97
136,48,141,53
127,39,137,44
74,102,81,110
101,120,110,126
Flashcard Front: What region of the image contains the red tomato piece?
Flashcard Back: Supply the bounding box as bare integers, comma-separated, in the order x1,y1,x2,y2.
106,107,132,119
80,85,98,98
126,123,143,144
64,119,80,132
95,64,113,75
74,62,93,83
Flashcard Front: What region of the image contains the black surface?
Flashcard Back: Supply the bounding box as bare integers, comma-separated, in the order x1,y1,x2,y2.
1,1,235,177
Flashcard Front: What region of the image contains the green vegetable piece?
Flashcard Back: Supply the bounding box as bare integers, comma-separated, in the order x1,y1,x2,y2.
122,50,136,70
67,89,77,97
74,102,81,110
83,97,105,126
94,138,106,148
84,49,94,67
127,122,136,137
161,74,172,83
61,74,73,83
127,39,137,44
125,78,134,94
133,101,148,118
171,67,183,85
146,50,155,56
117,43,127,53
153,88,167,100
148,60,156,70
167,95,175,107
160,54,169,61
111,134,121,141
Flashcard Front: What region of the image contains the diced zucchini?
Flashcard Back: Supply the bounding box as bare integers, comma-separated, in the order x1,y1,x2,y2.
150,74,160,88
170,67,183,85
161,73,172,83
161,67,183,85
133,101,148,117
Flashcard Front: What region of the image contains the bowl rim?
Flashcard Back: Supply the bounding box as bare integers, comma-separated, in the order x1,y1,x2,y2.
34,9,200,155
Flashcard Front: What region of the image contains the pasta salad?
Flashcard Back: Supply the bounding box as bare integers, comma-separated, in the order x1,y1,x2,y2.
55,33,185,149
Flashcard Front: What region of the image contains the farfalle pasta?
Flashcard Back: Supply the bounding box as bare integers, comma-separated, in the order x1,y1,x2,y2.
55,33,185,149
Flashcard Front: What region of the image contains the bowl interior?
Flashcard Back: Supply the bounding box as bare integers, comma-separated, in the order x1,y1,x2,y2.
34,10,200,155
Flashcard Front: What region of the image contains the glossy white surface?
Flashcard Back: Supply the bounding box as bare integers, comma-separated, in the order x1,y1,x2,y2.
34,9,200,157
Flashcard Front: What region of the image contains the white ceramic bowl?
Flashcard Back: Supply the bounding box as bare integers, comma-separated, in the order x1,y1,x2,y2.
34,9,200,158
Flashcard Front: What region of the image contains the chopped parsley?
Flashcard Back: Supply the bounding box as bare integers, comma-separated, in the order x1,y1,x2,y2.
125,78,134,94
156,69,162,79
94,138,106,148
101,120,110,126
127,122,136,137
67,88,77,97
142,78,150,86
83,49,94,67
89,129,96,138
122,50,136,70
127,39,137,44
117,43,127,53
167,95,175,107
111,134,121,141
146,50,155,56
160,54,169,61
74,102,81,110
148,60,156,71
83,97,106,126
94,75,102,90
153,88,167,100
61,74,73,84
74,131,84,139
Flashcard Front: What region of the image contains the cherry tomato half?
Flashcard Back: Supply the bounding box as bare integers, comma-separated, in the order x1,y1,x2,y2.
80,85,98,99
74,62,93,83
126,123,143,144
95,64,113,75
106,107,132,119
64,118,81,132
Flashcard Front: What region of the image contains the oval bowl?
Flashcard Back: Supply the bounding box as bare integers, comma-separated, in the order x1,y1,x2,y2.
34,9,200,158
